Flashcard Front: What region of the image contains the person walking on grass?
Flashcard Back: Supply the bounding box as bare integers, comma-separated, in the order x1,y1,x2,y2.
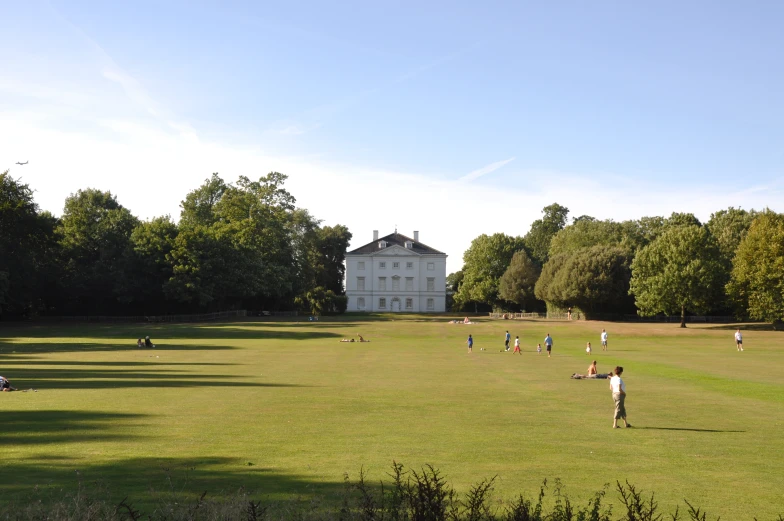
610,366,631,429
601,329,608,351
513,336,522,354
466,334,473,353
544,333,553,357
735,329,743,351
505,330,511,351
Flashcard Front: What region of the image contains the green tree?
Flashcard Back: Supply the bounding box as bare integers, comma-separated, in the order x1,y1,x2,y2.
535,246,633,314
445,270,464,311
524,203,569,265
179,173,227,228
164,223,260,308
118,216,179,312
58,188,139,313
294,286,345,316
317,224,352,295
498,250,540,311
454,233,526,310
0,172,60,316
726,211,784,322
548,219,626,257
629,225,725,327
706,207,757,263
288,211,351,308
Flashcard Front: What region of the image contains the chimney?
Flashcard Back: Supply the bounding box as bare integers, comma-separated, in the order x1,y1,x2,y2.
373,230,379,241
413,230,419,242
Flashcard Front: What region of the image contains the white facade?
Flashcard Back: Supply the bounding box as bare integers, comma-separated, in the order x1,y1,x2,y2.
345,231,447,313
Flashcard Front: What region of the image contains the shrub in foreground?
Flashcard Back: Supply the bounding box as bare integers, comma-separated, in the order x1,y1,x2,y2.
0,463,781,521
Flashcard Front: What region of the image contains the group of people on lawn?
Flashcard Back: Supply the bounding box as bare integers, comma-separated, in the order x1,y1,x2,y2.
136,336,155,348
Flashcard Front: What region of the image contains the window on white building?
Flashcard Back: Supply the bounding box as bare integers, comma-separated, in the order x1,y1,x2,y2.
427,262,435,271
392,276,400,291
379,298,387,309
379,277,386,291
405,277,414,291
357,297,365,310
427,277,435,291
405,298,413,310
357,277,365,291
427,298,434,311
358,261,365,270
379,262,386,269
406,262,413,269
393,262,400,269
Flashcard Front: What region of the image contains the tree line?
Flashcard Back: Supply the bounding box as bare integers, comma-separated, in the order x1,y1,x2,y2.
449,203,784,326
0,171,351,318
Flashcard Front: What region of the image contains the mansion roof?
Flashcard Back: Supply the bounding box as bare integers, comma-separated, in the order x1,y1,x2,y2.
347,233,446,256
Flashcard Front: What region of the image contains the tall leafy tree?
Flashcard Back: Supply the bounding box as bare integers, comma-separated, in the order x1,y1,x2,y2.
535,245,633,314
0,172,60,316
524,203,569,265
454,233,526,309
498,250,541,311
58,188,139,313
706,207,757,263
317,224,352,294
629,225,725,327
179,173,227,228
726,211,784,322
548,219,626,257
118,216,179,312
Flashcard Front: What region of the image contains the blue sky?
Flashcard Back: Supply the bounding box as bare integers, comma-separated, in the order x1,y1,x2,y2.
2,1,783,272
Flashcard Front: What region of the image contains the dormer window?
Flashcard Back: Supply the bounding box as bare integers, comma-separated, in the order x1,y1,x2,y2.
405,241,413,249
379,240,388,248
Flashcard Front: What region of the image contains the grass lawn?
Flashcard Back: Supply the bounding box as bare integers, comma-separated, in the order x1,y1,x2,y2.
1,315,783,518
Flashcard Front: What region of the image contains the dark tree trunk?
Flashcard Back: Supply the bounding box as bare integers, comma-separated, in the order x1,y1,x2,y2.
680,304,686,328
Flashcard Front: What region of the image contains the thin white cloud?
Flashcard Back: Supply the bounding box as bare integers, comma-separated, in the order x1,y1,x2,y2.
47,3,196,140
458,157,516,182
3,107,784,275
278,123,323,136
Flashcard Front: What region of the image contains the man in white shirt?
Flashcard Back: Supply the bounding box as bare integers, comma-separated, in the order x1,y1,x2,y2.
601,329,608,351
609,366,630,428
735,329,743,351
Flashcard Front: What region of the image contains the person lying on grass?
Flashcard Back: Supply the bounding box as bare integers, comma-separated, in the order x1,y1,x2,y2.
571,362,611,379
1,375,18,392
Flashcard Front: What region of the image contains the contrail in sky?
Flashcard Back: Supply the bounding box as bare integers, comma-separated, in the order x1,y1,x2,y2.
458,157,516,182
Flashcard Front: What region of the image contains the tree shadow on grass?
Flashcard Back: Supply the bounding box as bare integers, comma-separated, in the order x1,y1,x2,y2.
0,324,344,342
636,426,746,433
0,341,239,357
2,410,148,446
705,323,782,332
0,360,233,367
0,456,357,511
5,367,308,390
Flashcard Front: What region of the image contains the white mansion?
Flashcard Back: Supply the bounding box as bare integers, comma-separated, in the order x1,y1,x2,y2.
345,230,447,312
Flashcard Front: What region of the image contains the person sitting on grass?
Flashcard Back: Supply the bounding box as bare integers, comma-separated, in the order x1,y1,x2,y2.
136,338,144,348
1,375,17,392
144,336,155,348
